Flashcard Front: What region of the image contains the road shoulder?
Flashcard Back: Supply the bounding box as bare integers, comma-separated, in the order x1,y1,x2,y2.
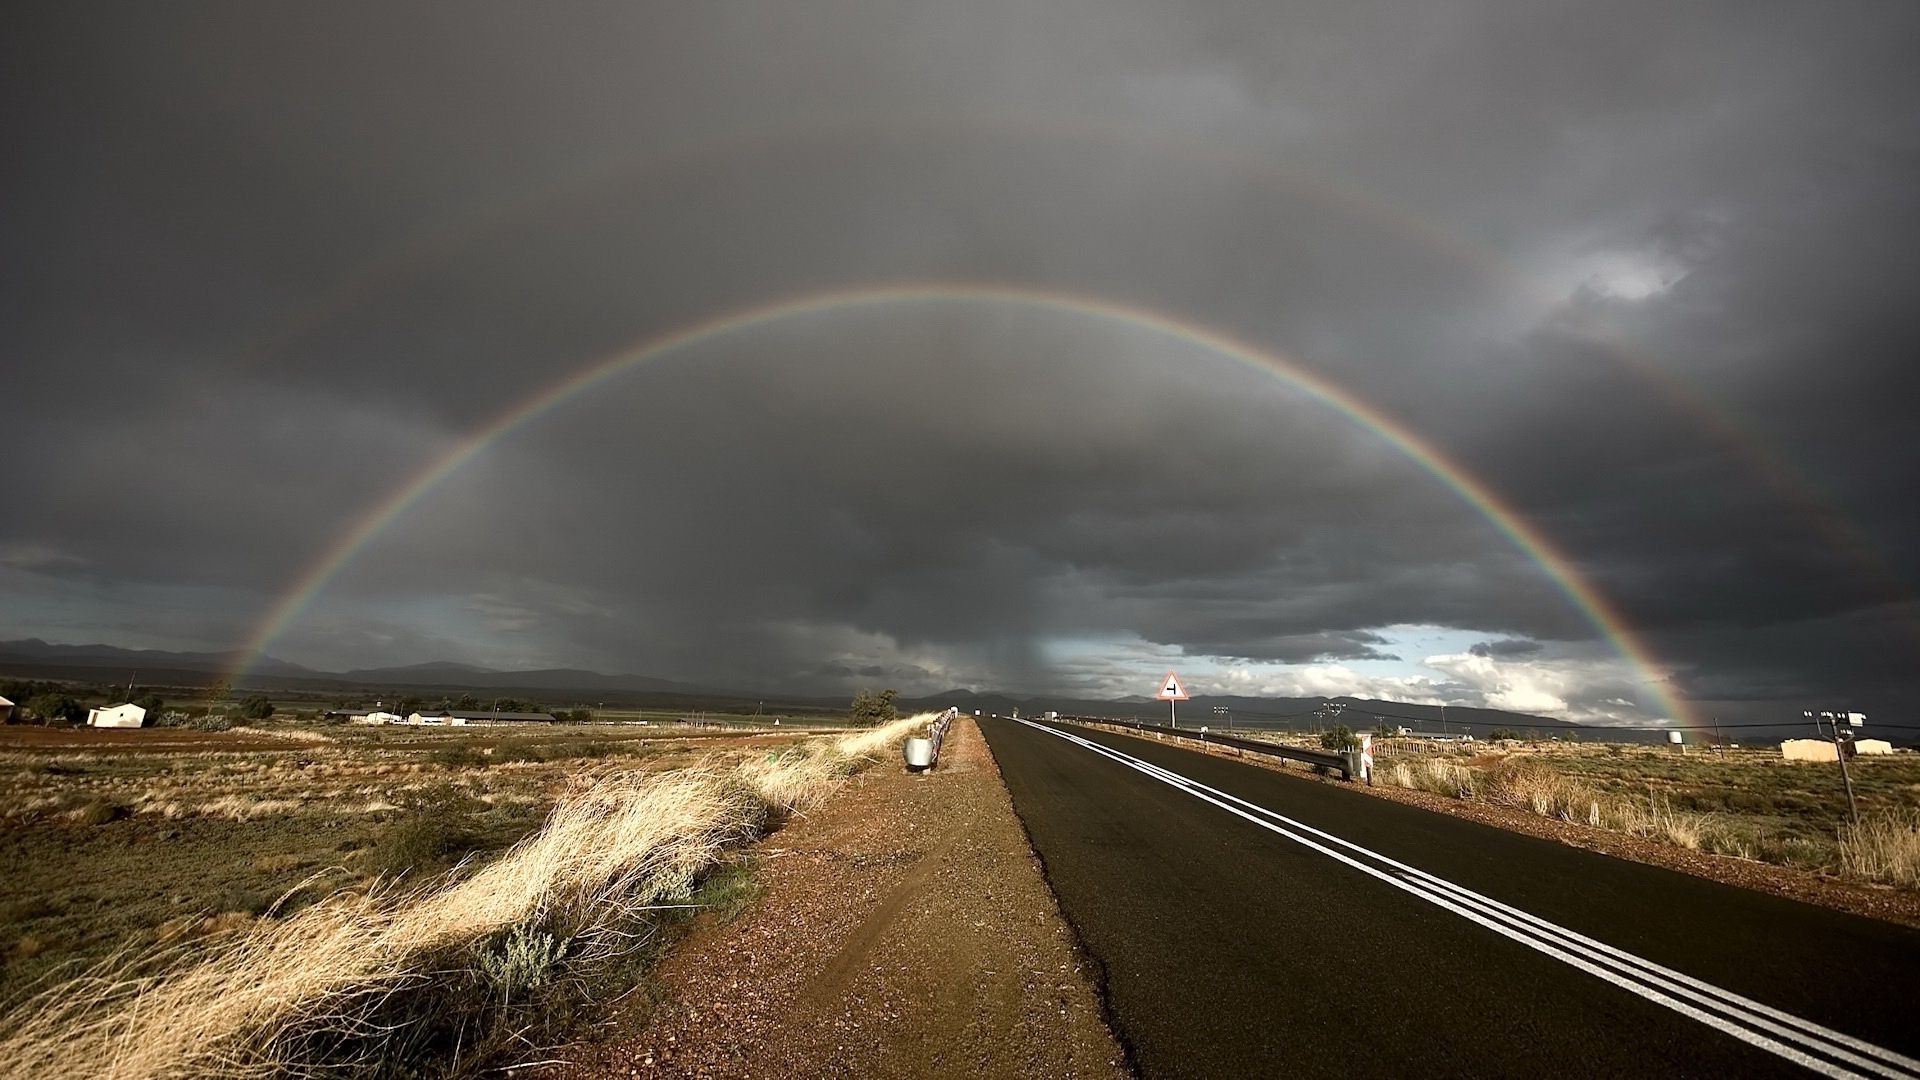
545,718,1128,1079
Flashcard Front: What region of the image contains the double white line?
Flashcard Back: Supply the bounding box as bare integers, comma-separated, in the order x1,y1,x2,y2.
1015,719,1920,1080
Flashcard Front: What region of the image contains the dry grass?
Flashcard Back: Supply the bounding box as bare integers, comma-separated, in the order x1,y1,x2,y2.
1391,757,1476,798
0,714,933,1080
1839,809,1920,889
1381,753,1720,854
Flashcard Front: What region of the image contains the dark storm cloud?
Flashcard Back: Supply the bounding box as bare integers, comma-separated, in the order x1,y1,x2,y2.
5,1,1918,712
1470,640,1544,659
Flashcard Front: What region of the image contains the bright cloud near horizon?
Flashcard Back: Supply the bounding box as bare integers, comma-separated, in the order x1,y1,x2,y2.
5,2,1918,728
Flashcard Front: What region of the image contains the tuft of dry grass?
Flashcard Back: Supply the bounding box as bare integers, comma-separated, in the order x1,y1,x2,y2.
0,715,935,1080
1481,759,1605,822
1839,809,1920,889
1380,753,1717,851
1398,757,1475,798
1614,796,1706,850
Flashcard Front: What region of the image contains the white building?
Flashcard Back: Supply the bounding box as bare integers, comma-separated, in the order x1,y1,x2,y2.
87,703,147,728
0,695,13,723
410,709,553,726
353,711,402,725
1782,737,1895,761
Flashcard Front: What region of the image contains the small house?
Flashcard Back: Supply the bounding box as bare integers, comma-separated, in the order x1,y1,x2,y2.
1782,737,1895,761
1781,739,1836,762
87,703,147,728
0,695,13,723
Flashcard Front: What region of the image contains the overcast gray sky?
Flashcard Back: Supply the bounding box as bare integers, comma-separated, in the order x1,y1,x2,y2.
5,1,1918,723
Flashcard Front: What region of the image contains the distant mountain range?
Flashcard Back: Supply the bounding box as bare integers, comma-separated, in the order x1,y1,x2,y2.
0,637,1571,732
0,638,318,676
0,639,729,699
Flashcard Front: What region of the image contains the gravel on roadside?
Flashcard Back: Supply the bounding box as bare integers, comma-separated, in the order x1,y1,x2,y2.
543,718,1130,1079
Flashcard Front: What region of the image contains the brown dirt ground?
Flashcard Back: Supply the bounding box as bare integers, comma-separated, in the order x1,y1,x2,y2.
1081,722,1920,929
545,718,1129,1079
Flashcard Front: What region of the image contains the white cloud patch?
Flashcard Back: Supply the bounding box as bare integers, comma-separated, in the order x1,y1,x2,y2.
1422,650,1655,724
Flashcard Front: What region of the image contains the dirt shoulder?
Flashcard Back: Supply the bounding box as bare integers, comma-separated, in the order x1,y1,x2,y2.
546,718,1129,1079
1080,722,1920,929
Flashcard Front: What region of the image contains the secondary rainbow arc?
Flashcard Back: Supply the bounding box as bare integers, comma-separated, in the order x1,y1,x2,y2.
230,282,1696,726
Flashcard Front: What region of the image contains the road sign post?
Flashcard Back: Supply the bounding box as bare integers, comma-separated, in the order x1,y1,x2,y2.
1155,670,1190,728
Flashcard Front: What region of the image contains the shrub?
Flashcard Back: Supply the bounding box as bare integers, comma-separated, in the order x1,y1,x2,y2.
369,813,486,878
490,742,548,765
239,696,275,721
1318,725,1361,753
476,924,568,1002
850,688,898,726
70,800,125,826
430,745,488,769
24,694,84,725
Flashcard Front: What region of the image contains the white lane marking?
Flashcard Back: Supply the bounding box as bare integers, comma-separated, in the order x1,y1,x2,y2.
1013,719,1919,1080
1063,730,1920,1080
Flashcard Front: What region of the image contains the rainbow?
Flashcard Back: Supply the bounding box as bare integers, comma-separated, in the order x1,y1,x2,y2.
216,109,1912,624
230,282,1696,725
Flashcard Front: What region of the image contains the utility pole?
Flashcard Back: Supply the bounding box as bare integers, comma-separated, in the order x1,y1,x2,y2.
1805,710,1864,826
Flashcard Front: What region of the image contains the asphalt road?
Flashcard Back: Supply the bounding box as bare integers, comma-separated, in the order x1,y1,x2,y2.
981,717,1920,1079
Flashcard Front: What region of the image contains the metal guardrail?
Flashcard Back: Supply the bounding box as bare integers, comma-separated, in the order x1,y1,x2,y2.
1054,715,1361,781
905,707,960,772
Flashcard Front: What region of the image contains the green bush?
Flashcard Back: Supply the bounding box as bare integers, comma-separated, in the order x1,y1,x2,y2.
490,742,548,765
476,924,567,1000
1318,725,1361,752
850,688,898,726
239,695,276,720
369,812,485,878
24,694,84,724
430,745,489,769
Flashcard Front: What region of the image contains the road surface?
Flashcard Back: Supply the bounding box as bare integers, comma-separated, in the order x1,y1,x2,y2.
981,717,1920,1079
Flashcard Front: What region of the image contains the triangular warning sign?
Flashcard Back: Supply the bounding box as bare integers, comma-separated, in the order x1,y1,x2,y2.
1155,670,1190,701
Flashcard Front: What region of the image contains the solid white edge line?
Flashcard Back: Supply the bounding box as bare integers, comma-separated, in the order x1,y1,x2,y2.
1014,719,1909,1080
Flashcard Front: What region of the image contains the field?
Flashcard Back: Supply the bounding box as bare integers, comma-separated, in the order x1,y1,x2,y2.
1246,731,1920,887
0,713,931,1078
0,720,809,1000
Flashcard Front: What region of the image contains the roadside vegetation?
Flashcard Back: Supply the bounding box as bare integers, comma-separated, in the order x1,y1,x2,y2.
1347,738,1920,888
0,725,733,995
0,711,931,1079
